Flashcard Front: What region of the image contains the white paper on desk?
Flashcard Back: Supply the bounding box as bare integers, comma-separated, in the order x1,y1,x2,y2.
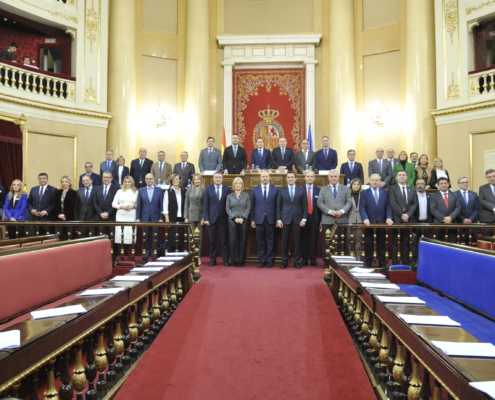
333,256,356,260
318,170,330,175
340,261,364,265
145,262,173,266
130,267,163,272
362,282,399,289
0,330,20,349
350,267,375,273
169,252,189,256
77,288,124,296
352,273,386,279
203,170,216,175
432,341,495,358
399,314,460,326
31,305,87,320
376,296,426,304
157,257,183,261
470,381,495,399
110,275,149,282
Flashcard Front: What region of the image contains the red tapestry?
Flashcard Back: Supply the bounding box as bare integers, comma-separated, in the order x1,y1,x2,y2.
233,68,305,155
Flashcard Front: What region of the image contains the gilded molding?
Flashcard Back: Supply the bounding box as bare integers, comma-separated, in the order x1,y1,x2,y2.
19,1,78,23
466,0,495,15
65,27,76,42
446,72,460,99
0,112,27,127
431,98,495,116
468,19,481,34
0,93,111,120
86,0,98,54
84,77,98,103
445,0,458,45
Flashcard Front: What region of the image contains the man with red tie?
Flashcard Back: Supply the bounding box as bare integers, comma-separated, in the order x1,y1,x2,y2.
300,170,321,267
28,172,57,234
430,177,461,243
173,151,196,187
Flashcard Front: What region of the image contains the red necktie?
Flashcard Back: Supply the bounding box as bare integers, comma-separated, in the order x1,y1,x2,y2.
443,193,449,208
182,164,185,173
307,186,313,214
39,187,44,201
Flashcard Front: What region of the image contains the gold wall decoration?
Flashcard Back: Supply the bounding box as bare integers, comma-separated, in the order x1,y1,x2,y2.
65,27,76,42
84,77,98,103
468,19,481,34
0,112,27,128
85,0,98,54
466,0,495,15
69,0,76,4
446,72,461,99
471,79,478,94
19,0,78,23
445,0,458,45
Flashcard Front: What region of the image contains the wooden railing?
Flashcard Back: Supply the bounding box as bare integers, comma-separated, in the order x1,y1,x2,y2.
0,61,75,101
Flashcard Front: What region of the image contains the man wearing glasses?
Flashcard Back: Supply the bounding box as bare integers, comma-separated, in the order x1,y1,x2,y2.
455,177,480,245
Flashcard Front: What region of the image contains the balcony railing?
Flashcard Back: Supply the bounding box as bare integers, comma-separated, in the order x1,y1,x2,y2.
0,61,75,101
469,67,495,97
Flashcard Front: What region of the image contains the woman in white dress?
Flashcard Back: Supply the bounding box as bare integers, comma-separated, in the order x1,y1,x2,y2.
112,176,139,255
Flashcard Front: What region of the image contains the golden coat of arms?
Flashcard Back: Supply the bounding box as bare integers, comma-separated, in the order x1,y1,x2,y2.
253,105,284,151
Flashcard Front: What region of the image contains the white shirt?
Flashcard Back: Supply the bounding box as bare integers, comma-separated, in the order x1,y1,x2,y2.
399,184,408,203
417,192,428,220
163,189,182,218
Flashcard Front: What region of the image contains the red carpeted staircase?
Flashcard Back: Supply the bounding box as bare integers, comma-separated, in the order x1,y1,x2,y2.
114,264,376,400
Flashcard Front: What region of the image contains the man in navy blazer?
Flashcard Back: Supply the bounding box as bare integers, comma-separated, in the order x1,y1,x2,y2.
203,172,231,266
250,170,279,268
359,173,394,268
28,172,57,234
99,149,118,178
277,172,307,269
412,178,432,265
137,174,164,260
430,177,461,243
79,162,101,188
173,151,196,186
130,148,154,188
340,149,364,184
271,137,295,170
455,176,480,245
300,170,321,267
315,136,338,171
223,133,247,174
250,137,272,169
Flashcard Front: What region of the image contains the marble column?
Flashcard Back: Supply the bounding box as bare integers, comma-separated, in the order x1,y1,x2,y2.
107,0,137,158
183,0,209,166
328,0,357,157
405,0,437,156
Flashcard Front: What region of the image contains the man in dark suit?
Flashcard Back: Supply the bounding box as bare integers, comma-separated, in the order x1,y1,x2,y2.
430,177,461,243
0,183,6,214
479,169,495,236
277,172,307,269
455,176,480,245
28,172,57,234
94,171,119,233
359,174,394,268
271,137,295,170
173,151,196,186
251,170,279,268
79,162,101,188
223,133,247,175
300,170,321,267
368,148,392,188
315,136,338,171
136,174,164,260
198,137,223,173
99,149,117,178
77,175,97,237
203,172,231,266
412,178,432,265
295,138,316,174
387,147,399,180
340,149,364,184
250,137,271,169
410,152,419,168
130,147,153,188
389,170,418,266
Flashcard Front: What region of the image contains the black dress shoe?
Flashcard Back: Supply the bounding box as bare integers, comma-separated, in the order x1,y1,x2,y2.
301,259,308,266
310,261,321,267
295,262,302,269
258,263,264,268
209,261,215,266
280,263,288,269
266,262,273,268
239,264,244,267
224,261,230,266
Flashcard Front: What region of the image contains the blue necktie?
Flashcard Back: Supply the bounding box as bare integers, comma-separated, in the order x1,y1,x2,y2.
106,161,110,171
290,186,294,201
333,185,337,199
160,162,163,173
148,187,153,202
463,191,468,205
350,162,354,173
216,186,220,201
104,186,107,200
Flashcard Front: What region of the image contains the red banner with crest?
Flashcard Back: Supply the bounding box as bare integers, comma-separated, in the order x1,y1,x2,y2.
233,68,305,156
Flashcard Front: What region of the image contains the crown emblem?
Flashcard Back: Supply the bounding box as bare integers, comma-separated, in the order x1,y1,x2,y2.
258,105,280,123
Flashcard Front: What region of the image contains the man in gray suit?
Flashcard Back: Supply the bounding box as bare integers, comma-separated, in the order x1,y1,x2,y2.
430,177,461,242
77,175,97,237
99,149,117,177
199,137,223,173
317,169,352,255
479,168,495,236
368,147,392,187
389,170,418,265
295,138,316,174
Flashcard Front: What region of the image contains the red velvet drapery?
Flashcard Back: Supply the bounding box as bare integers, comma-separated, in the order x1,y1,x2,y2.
0,119,23,189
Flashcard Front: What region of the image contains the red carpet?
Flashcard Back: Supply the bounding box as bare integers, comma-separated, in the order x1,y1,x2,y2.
115,265,376,400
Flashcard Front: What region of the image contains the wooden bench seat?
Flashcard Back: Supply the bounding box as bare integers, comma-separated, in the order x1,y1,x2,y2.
0,234,59,251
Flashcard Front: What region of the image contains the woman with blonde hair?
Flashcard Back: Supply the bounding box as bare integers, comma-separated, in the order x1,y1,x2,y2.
346,178,363,260
414,154,432,189
428,157,450,189
53,176,78,239
184,173,205,256
112,176,139,258
226,177,251,267
3,179,28,238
